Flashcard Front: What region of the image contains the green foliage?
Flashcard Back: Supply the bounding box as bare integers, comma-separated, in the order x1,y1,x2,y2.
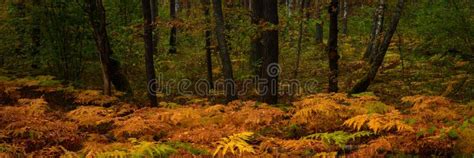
130,141,176,158
447,129,459,139
93,139,177,158
405,0,473,54
303,131,373,148
213,132,255,157
284,124,305,139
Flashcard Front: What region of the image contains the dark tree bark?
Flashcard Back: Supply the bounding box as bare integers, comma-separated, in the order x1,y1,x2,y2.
169,0,178,54
249,0,264,76
260,0,279,104
31,0,41,69
85,0,132,96
363,0,385,61
201,0,214,90
142,0,158,106
13,2,26,57
350,0,404,94
212,0,237,102
327,0,340,93
315,0,324,44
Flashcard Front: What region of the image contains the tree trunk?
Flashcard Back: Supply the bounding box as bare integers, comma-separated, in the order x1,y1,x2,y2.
249,0,264,76
201,0,214,90
85,0,132,96
169,0,178,54
287,0,292,16
142,0,159,106
327,0,340,93
260,0,279,104
85,0,112,96
350,0,404,94
315,0,323,44
212,0,237,102
293,0,306,79
150,0,159,54
31,0,41,69
363,0,385,61
342,0,348,35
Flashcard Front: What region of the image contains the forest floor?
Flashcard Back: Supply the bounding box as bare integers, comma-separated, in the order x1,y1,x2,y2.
0,73,474,157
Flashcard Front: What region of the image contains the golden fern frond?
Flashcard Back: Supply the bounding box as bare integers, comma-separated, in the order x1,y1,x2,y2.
350,137,392,157
313,152,338,158
213,132,255,157
343,111,414,133
58,146,80,158
74,90,118,106
81,142,130,158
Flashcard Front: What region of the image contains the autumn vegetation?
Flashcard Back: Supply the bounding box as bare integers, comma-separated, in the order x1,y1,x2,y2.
0,0,473,157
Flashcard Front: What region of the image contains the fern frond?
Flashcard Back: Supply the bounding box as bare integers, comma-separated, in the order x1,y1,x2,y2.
303,131,372,148
213,132,255,157
96,150,128,158
343,111,414,133
314,152,338,158
166,141,208,155
130,141,176,158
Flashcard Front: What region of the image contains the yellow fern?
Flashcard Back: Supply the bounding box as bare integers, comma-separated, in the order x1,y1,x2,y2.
313,152,338,158
74,90,118,106
343,111,414,133
213,132,255,157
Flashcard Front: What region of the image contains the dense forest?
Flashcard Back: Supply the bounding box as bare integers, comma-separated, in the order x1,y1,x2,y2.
0,0,473,157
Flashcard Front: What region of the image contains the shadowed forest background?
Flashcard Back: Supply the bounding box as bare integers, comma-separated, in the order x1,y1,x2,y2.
0,0,473,157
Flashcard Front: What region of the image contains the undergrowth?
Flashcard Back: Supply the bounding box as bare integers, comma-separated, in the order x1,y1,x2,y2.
0,77,473,157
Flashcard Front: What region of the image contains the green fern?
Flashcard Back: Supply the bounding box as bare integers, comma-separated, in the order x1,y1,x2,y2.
303,131,373,148
130,141,176,158
213,132,255,157
96,150,129,158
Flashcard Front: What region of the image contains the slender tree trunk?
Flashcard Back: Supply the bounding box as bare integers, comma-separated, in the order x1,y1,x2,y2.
315,0,323,44
350,0,404,94
260,0,279,104
342,0,348,35
169,0,178,54
85,0,132,96
327,0,340,93
249,0,264,76
151,0,159,53
85,0,112,96
31,0,41,69
287,0,292,16
293,0,306,79
363,0,385,61
212,0,237,102
201,0,214,89
142,0,159,106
